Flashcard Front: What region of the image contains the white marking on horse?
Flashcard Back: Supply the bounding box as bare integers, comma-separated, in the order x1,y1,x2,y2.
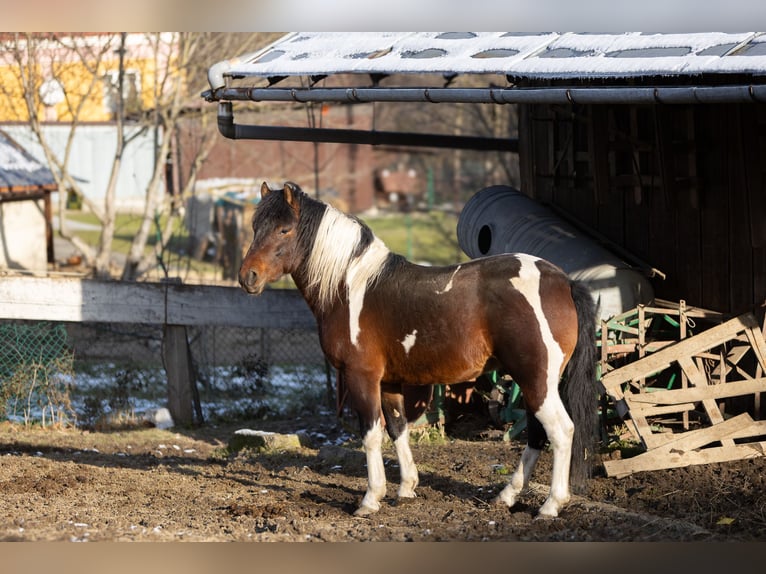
357,418,386,515
400,329,418,355
346,237,389,347
435,265,461,294
307,207,364,310
502,254,573,517
394,426,419,498
305,204,389,347
509,255,566,382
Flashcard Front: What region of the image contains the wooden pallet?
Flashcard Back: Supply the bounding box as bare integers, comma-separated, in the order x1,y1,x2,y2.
599,308,766,478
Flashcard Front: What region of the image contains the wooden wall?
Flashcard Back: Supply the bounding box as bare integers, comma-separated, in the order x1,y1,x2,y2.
519,101,766,316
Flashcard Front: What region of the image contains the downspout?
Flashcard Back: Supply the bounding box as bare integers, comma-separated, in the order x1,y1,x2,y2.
216,101,518,151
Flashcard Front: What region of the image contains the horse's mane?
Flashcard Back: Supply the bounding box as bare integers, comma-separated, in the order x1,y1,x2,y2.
302,195,390,312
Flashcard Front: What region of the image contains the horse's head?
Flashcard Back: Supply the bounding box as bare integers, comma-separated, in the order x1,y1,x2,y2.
239,181,302,295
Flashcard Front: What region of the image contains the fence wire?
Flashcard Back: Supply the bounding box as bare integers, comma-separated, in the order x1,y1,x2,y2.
0,319,330,426
0,321,75,425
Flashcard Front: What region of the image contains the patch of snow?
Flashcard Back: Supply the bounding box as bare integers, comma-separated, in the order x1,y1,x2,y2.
218,32,766,81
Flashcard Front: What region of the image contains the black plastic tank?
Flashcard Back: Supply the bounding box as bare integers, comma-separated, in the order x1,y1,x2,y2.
457,185,653,321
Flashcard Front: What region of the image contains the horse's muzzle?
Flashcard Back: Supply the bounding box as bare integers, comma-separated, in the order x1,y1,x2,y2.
239,268,263,295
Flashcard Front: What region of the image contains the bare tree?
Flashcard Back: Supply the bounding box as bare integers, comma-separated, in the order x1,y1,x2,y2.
94,32,128,277
0,32,272,281
119,32,273,281
0,33,121,270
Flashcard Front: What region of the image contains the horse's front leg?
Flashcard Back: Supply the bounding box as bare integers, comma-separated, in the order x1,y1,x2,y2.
344,368,387,517
356,416,387,516
381,385,419,500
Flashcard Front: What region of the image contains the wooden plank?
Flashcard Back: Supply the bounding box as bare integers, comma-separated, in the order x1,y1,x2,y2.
604,440,766,478
680,300,690,430
678,354,733,446
601,313,760,393
641,420,766,449
651,412,754,454
626,409,665,449
0,276,316,329
622,417,645,444
710,344,750,383
604,343,639,354
744,325,766,372
626,377,766,406
650,299,724,321
628,402,696,417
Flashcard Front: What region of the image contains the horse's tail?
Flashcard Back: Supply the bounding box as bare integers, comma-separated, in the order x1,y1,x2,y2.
563,280,600,492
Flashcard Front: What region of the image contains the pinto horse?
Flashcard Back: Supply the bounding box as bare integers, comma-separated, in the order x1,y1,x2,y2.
239,181,599,518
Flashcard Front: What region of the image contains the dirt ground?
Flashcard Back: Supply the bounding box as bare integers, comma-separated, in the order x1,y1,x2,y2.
1,410,765,543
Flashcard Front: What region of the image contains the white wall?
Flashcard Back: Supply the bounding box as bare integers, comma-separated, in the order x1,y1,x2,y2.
0,199,48,273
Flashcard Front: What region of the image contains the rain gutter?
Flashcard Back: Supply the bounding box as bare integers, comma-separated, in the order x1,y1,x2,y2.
205,84,766,106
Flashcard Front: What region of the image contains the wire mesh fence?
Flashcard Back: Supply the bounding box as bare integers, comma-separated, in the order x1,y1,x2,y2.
0,318,330,427
0,321,75,426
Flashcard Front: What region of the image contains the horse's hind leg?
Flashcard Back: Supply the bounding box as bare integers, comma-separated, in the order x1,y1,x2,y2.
495,408,545,509
534,393,574,517
496,375,574,518
497,389,574,518
381,386,419,500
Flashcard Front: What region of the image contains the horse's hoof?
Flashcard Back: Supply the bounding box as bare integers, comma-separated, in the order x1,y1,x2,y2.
353,505,378,518
394,496,416,507
493,493,517,508
535,504,561,519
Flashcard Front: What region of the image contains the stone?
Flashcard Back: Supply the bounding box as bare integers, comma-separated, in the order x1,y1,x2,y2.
228,429,305,453
144,408,174,430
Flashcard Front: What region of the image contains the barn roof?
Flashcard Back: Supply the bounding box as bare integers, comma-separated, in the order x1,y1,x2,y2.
205,32,766,104
0,129,58,196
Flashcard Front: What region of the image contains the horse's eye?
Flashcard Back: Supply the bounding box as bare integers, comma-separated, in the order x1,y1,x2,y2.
280,227,291,235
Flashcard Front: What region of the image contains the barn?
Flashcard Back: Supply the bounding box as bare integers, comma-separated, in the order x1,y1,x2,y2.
203,31,766,318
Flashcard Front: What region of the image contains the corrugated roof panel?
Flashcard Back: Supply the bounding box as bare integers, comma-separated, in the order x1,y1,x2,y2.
0,130,57,192
211,31,766,85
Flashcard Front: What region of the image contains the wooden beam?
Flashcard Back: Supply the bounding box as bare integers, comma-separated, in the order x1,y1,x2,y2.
627,378,766,406
0,275,315,329
604,440,766,478
651,412,755,454
628,402,697,417
604,413,763,477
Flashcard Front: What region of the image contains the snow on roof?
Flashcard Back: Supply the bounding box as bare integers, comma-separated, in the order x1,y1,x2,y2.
0,130,57,192
211,32,766,85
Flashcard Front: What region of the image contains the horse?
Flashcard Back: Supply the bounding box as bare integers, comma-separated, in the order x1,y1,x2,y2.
239,181,599,518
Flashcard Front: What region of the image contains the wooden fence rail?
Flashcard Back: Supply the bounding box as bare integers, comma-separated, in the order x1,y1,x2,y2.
0,275,317,425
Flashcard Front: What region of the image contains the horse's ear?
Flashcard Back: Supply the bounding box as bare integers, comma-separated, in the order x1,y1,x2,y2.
260,181,271,199
283,182,299,210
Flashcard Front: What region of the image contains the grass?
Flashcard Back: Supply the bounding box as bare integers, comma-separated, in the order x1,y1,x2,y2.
364,210,468,266
64,206,468,284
